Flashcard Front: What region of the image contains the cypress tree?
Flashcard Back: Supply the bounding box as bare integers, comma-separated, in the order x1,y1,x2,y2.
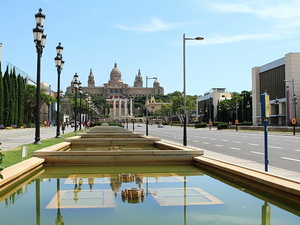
3,66,10,126
17,74,25,125
8,69,15,125
11,68,18,125
0,62,3,125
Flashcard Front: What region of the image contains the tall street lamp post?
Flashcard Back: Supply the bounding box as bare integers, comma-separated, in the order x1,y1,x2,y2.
183,33,204,146
246,101,251,122
284,79,297,135
54,43,64,138
235,100,239,132
79,86,83,130
146,76,157,136
73,73,79,132
33,8,46,145
85,94,89,125
274,97,279,125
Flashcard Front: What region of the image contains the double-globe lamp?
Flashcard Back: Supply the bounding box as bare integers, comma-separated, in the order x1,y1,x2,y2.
54,43,65,138
33,8,46,145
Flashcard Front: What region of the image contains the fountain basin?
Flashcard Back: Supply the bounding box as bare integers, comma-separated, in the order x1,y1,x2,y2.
34,141,204,165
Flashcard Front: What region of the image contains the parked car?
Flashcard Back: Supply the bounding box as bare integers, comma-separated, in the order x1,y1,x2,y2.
157,123,164,128
137,123,142,127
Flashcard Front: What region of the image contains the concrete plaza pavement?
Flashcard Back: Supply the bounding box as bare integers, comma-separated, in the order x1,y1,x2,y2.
0,126,75,151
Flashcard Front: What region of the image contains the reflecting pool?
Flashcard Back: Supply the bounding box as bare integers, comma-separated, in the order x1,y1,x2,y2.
0,164,299,225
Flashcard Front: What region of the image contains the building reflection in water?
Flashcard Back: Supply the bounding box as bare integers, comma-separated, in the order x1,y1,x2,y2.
1,171,280,225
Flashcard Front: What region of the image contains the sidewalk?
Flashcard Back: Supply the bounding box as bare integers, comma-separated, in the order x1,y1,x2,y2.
202,149,300,182
0,126,75,151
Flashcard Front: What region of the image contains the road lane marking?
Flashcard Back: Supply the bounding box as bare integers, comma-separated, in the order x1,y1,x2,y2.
232,141,241,144
251,151,264,155
220,139,228,142
210,138,216,140
281,157,300,162
215,144,223,147
295,150,300,152
230,147,241,150
193,140,199,143
269,146,282,149
283,140,299,143
203,142,209,144
248,143,259,146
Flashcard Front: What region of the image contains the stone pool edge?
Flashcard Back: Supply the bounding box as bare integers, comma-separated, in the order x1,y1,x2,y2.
0,157,44,188
194,156,300,197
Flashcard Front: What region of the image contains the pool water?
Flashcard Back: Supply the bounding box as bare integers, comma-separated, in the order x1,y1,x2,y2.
0,164,299,225
69,145,161,151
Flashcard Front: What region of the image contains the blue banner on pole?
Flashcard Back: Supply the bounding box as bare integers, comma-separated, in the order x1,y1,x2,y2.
260,93,270,118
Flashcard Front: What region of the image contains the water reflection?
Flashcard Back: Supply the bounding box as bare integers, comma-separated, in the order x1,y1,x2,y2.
261,201,270,225
0,165,299,225
55,179,64,225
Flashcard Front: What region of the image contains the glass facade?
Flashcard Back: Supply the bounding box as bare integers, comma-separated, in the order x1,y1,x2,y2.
259,65,285,99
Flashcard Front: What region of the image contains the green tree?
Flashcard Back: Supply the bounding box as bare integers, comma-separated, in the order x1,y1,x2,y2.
17,74,25,125
3,67,11,126
0,62,3,124
24,84,54,124
11,68,18,125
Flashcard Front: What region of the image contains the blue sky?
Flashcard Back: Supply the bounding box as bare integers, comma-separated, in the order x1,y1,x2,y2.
1,0,300,95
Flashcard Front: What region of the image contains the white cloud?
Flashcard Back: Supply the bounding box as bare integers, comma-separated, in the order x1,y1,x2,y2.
206,1,300,21
203,33,275,45
199,1,300,44
116,17,174,32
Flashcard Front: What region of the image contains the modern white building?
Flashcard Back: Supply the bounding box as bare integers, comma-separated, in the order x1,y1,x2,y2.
252,52,300,126
197,88,232,122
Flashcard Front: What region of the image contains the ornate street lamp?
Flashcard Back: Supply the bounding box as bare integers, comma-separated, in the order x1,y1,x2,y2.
73,73,79,132
33,8,47,145
79,86,83,130
54,43,64,138
85,93,89,125
146,76,157,136
183,33,204,146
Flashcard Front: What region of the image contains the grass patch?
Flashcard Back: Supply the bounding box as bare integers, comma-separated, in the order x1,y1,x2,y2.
1,130,84,168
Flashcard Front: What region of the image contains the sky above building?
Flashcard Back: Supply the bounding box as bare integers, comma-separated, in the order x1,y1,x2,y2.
1,0,300,96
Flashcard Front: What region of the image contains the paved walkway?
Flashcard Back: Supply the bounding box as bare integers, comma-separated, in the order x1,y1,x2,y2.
0,126,75,151
202,149,300,182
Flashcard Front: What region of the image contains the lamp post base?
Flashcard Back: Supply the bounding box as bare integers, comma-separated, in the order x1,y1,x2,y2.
34,139,42,145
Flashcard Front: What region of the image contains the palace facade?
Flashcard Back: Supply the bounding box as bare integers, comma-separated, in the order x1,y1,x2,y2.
66,63,164,117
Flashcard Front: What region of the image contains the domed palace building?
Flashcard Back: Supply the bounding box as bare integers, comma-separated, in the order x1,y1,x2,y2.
66,63,164,117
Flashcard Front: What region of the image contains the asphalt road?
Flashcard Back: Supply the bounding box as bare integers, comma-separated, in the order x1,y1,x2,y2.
132,125,300,173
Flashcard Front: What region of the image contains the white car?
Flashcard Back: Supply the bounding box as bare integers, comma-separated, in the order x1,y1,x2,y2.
137,123,142,127
157,124,164,128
